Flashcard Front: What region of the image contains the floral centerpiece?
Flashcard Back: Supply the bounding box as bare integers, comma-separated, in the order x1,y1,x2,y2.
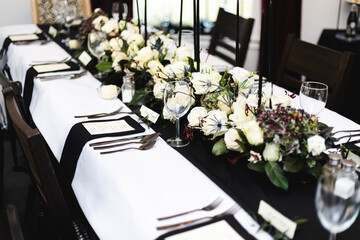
141,61,331,190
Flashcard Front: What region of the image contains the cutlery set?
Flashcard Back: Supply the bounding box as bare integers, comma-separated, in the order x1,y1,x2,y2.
155,197,241,230
329,129,360,141
89,132,160,154
37,70,87,81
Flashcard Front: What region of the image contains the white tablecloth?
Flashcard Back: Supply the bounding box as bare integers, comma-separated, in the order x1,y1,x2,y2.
1,24,360,240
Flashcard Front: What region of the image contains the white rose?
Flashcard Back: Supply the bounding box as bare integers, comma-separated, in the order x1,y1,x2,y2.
92,16,109,31
119,20,126,30
199,62,214,73
242,120,263,146
127,44,139,58
175,46,192,62
162,38,177,56
191,72,220,95
263,142,281,161
187,106,207,127
98,40,109,52
120,30,131,40
271,94,292,108
126,22,140,34
101,18,119,36
147,60,165,77
127,33,145,46
201,110,228,136
224,128,243,152
229,67,251,84
153,80,166,99
112,52,129,71
134,46,158,65
109,37,123,51
307,135,326,156
229,96,255,128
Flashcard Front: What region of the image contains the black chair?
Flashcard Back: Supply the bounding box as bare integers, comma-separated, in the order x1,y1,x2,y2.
2,86,98,240
208,8,254,67
275,34,355,113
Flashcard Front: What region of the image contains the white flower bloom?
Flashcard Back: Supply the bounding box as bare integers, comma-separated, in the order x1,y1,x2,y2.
127,44,139,58
187,106,207,127
92,16,109,31
126,22,140,34
199,62,215,73
201,110,228,136
101,18,119,36
111,52,129,72
120,30,131,40
229,96,255,128
307,135,326,156
133,47,159,67
191,72,220,95
224,128,243,152
174,46,192,62
263,142,281,161
242,120,264,146
271,94,292,108
127,33,144,46
248,150,262,163
163,61,189,79
147,60,164,76
109,37,123,51
98,40,109,52
162,38,177,55
153,80,167,99
119,20,126,30
229,67,251,84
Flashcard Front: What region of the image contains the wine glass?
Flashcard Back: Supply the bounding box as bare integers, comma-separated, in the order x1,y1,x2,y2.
64,5,77,47
52,0,67,34
87,31,108,79
111,2,128,20
299,81,328,116
163,80,192,147
315,175,360,240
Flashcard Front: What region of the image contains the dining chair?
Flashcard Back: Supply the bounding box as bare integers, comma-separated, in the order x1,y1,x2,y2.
208,8,254,67
275,34,354,113
30,0,92,24
2,86,98,240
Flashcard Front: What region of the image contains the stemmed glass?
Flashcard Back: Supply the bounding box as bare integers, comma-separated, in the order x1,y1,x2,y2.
299,81,328,116
64,5,77,47
163,80,192,147
87,31,108,79
111,1,128,20
315,175,360,240
52,0,67,34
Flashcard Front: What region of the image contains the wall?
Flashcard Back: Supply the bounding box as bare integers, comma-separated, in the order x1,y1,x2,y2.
0,0,32,26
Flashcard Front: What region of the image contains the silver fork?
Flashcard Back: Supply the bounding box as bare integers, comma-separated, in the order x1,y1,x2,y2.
74,106,123,119
29,56,71,65
156,204,241,230
330,129,360,141
157,197,223,221
330,133,360,141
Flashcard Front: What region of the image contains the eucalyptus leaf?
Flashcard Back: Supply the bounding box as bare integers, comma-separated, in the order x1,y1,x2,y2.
248,162,265,172
212,138,228,156
283,156,304,173
265,162,289,190
130,89,154,106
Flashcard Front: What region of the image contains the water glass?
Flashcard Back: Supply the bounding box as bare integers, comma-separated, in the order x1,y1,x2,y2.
87,31,108,79
299,81,328,116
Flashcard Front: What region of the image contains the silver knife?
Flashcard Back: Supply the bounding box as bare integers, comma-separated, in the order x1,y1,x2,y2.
37,70,87,80
89,133,160,147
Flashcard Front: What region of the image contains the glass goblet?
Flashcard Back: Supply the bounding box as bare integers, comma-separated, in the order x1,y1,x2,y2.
64,5,77,47
163,80,192,147
112,2,128,20
52,0,67,34
87,31,108,79
315,175,360,240
299,81,328,116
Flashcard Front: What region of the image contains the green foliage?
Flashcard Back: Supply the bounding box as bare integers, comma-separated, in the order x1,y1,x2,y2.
265,162,289,191
96,61,113,73
212,138,229,156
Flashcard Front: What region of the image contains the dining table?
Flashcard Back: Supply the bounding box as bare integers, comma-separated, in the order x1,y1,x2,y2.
1,23,360,240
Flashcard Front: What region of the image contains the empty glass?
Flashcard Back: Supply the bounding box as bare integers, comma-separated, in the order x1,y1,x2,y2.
111,1,128,20
87,31,108,79
163,80,192,147
52,0,67,34
299,81,328,116
315,175,360,240
64,5,77,47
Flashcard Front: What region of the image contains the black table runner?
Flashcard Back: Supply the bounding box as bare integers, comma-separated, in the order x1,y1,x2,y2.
1,33,46,52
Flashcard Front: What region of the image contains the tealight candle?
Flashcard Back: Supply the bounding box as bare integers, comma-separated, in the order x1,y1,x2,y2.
101,85,119,100
69,39,80,49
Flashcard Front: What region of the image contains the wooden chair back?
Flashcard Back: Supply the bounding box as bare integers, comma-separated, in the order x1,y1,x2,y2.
208,8,254,67
2,86,76,239
31,0,92,24
275,34,354,112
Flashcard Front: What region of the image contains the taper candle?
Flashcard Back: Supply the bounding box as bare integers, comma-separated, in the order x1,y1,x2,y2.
178,0,183,46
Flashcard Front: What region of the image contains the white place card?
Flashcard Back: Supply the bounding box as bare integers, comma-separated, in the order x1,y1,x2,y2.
82,119,134,135
78,51,92,66
165,220,244,240
9,33,39,42
33,63,71,73
48,26,58,38
140,105,160,124
258,200,297,239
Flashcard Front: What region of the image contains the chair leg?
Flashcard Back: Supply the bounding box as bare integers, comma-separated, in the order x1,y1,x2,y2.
0,131,4,208
24,183,36,222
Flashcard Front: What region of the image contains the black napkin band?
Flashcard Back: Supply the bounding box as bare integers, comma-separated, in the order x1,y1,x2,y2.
59,115,145,186
1,33,46,52
23,61,80,110
156,214,257,240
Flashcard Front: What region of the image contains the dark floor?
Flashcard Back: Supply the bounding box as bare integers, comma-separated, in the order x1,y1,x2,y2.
1,139,44,240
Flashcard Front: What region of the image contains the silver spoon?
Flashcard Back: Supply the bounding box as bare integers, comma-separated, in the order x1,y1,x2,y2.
100,140,156,154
